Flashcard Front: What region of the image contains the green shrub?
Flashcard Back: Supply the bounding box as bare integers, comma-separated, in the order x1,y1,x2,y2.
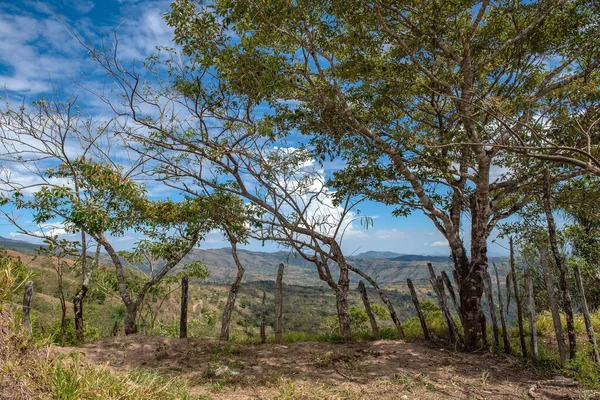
402,300,448,340
49,318,100,346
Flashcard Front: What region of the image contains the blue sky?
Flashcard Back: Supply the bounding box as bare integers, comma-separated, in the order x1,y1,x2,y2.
0,0,513,256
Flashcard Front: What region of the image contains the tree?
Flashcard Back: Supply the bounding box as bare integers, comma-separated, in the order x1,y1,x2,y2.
164,0,597,350
0,97,121,344
73,37,407,343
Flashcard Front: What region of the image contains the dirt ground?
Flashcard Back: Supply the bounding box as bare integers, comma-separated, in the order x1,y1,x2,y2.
67,335,595,399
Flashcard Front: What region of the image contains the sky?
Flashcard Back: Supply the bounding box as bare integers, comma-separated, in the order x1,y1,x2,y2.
0,0,513,256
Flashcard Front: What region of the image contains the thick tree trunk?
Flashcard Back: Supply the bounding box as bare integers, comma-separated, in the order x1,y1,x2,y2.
543,167,576,359
540,247,567,366
220,243,245,341
574,263,599,363
450,244,485,351
22,281,33,337
407,278,429,340
180,277,188,339
275,263,285,344
509,237,527,357
124,303,139,335
336,284,352,342
358,281,380,339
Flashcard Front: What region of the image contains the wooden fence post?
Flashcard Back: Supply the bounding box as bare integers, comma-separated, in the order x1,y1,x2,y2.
407,278,429,340
574,263,599,363
358,281,380,339
481,270,499,352
275,263,285,344
428,264,462,345
525,270,538,362
179,277,188,339
540,247,566,366
22,280,33,337
260,290,267,344
441,271,464,328
492,263,511,354
510,237,528,358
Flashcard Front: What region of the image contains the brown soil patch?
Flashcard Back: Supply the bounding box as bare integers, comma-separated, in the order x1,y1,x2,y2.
66,335,595,399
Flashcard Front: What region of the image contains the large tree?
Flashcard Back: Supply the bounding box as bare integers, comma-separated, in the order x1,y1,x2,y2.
164,0,598,349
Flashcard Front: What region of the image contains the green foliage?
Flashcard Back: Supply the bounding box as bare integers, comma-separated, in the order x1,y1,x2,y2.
0,251,32,304
49,318,100,346
402,300,448,340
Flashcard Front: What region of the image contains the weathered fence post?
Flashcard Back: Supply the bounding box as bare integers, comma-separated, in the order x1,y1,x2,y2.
525,270,538,361
441,271,463,328
428,264,461,345
179,277,188,339
540,247,566,366
22,280,33,337
260,290,267,344
510,237,528,358
574,263,599,363
407,278,429,340
275,263,285,344
492,263,511,354
358,281,380,339
481,270,499,352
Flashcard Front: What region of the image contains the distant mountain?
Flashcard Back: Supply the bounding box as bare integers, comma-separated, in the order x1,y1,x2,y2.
0,236,42,253
353,251,405,259
391,254,450,262
1,236,508,287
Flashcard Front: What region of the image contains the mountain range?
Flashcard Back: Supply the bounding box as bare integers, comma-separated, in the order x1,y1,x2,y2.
0,236,508,287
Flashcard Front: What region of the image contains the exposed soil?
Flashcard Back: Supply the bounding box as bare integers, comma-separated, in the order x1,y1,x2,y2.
65,335,596,399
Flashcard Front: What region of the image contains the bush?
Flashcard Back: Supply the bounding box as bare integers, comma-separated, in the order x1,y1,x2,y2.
0,251,33,304
49,318,100,346
402,300,449,340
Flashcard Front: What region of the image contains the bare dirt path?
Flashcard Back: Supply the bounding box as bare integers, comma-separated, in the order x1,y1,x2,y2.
70,335,590,399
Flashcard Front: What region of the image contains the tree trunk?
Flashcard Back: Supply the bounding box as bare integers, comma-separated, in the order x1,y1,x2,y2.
510,237,528,357
481,270,499,352
540,247,567,366
74,240,100,345
407,278,429,340
358,281,380,339
260,290,267,344
574,263,599,363
525,270,539,361
57,259,67,347
336,284,352,342
22,280,33,337
124,303,139,335
74,232,89,346
492,263,511,355
220,242,245,341
180,277,188,339
543,167,576,359
275,263,285,344
452,250,486,351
